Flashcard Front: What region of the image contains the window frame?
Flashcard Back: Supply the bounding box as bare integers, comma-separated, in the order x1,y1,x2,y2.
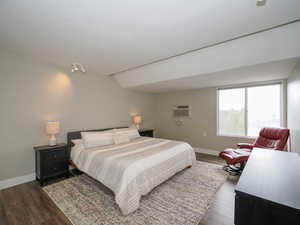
216,80,285,138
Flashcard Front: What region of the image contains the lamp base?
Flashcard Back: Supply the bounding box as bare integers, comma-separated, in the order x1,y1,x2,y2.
48,135,57,146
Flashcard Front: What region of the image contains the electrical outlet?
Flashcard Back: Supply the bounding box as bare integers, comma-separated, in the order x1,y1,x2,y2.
203,131,207,137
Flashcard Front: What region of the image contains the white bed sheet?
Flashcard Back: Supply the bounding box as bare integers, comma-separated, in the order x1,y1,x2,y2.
71,137,196,215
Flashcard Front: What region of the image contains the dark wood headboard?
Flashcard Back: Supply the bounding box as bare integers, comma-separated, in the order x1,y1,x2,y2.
67,127,127,147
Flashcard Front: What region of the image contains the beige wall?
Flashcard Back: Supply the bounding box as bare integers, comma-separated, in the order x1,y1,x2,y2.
1,49,296,182
0,52,155,181
154,88,253,152
288,62,300,153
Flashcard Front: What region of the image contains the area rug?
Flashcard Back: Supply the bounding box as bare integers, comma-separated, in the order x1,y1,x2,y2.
43,161,227,225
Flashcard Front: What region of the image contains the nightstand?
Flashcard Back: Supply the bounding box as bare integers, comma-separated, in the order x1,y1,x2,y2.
34,143,69,186
139,129,154,137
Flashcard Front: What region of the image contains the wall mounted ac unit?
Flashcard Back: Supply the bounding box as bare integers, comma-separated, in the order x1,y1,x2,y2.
173,105,191,118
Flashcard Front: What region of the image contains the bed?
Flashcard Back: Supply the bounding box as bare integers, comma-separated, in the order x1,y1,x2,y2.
67,127,196,215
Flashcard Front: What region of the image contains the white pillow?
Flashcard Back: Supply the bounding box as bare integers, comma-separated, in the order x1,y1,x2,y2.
71,139,82,145
70,139,85,162
127,128,140,139
114,127,140,140
81,130,114,149
113,132,130,145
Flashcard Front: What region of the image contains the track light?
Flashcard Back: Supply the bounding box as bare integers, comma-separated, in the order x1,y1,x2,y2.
71,63,86,73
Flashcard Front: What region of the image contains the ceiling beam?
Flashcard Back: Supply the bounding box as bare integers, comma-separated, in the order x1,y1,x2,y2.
114,21,300,88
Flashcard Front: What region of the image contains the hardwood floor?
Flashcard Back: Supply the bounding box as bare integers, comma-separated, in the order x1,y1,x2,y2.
0,181,71,225
195,152,225,165
196,153,238,225
0,153,238,225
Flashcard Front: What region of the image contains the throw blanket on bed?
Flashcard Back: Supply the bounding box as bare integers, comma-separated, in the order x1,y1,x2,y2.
72,137,196,215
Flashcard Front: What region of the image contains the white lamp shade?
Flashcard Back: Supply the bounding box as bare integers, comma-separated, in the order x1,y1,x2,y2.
46,121,60,135
133,115,142,124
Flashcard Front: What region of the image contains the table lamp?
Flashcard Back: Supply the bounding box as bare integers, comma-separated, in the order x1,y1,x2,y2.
46,121,60,146
133,115,142,130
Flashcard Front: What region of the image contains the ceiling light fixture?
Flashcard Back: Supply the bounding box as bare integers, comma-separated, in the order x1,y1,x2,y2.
256,0,267,6
71,63,86,73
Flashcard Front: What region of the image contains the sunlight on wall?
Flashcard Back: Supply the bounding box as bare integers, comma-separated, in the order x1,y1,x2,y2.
37,72,73,123
129,108,141,117
47,72,72,95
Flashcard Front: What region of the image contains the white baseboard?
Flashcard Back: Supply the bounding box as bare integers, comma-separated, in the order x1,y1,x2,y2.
0,173,35,191
193,147,219,156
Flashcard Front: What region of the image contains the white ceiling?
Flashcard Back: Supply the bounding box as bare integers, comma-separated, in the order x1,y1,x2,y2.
114,21,300,89
130,58,300,93
0,0,300,75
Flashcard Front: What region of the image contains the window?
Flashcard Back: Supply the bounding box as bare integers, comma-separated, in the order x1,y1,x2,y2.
218,88,245,136
217,83,282,137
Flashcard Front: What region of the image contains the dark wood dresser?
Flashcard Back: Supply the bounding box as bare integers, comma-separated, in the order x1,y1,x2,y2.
139,129,154,137
34,143,69,186
235,149,300,225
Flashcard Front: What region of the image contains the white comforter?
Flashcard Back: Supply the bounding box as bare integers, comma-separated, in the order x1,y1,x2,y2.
71,137,196,215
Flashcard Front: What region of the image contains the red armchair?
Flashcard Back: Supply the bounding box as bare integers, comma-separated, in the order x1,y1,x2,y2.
219,127,290,175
